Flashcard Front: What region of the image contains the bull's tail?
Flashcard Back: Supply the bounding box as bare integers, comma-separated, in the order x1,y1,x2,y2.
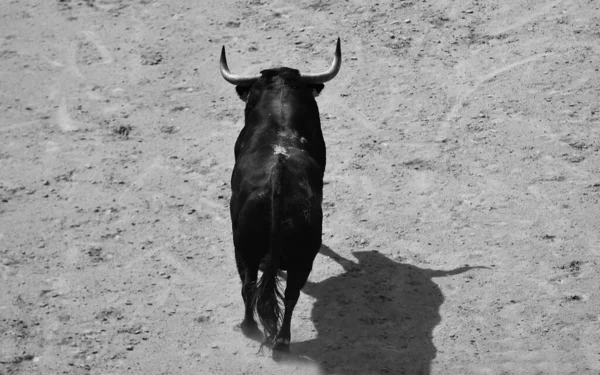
254,155,285,347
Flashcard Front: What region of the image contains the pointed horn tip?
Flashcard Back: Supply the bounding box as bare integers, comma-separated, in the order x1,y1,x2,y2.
220,46,230,71
335,37,341,58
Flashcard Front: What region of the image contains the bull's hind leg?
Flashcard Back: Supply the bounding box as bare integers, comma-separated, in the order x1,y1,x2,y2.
235,255,261,340
273,267,312,353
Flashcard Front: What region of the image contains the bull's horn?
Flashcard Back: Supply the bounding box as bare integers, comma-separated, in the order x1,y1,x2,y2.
300,37,341,84
220,46,261,86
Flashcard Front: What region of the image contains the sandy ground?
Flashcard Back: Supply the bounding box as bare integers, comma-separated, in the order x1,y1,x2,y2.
1,0,600,374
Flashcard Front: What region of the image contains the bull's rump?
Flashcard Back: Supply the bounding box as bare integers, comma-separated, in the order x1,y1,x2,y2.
230,151,323,270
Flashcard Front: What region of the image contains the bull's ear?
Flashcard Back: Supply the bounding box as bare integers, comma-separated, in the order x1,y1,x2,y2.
311,84,325,97
235,86,251,102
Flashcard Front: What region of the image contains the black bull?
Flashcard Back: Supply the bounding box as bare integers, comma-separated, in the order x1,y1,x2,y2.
220,39,341,354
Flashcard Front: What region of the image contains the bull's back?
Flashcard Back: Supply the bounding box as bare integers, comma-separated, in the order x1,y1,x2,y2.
230,146,323,263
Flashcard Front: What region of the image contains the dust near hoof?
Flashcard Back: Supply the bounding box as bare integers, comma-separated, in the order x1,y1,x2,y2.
237,321,262,342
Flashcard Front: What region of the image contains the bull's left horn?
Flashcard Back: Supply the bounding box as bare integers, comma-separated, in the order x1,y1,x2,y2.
220,46,261,86
299,37,341,84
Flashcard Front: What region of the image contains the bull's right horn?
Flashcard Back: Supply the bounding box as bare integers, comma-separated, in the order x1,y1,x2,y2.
299,37,342,84
220,46,261,86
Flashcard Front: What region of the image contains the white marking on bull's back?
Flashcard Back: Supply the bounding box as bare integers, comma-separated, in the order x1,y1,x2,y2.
278,130,299,139
273,145,290,157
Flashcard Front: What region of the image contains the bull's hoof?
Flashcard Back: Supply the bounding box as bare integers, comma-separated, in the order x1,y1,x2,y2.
272,338,290,354
272,342,291,361
239,321,262,341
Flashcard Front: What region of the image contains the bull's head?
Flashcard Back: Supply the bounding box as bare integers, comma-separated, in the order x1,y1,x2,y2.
220,38,341,102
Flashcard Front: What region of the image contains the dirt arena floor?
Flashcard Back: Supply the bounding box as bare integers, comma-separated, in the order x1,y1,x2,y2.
1,0,600,374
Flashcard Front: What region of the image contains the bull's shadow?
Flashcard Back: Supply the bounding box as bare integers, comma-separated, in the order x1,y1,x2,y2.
292,245,479,374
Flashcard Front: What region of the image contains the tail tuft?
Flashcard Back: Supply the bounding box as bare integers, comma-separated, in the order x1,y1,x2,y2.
254,269,283,347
